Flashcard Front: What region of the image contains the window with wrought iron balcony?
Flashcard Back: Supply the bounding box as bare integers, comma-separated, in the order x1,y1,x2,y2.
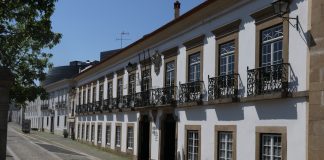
179,52,204,104
247,22,297,97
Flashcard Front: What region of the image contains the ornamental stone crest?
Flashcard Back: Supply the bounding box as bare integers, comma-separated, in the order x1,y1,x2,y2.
151,50,162,75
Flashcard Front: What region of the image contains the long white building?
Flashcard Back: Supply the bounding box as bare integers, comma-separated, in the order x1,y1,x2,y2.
72,0,316,159
25,0,324,159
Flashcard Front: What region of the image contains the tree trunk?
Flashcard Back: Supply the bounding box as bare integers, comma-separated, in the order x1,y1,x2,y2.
0,67,13,159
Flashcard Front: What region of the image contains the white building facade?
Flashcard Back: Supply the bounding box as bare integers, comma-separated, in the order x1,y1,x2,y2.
73,0,312,160
41,79,73,135
25,97,42,130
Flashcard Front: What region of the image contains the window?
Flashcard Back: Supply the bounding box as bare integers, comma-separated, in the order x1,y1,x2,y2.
141,68,151,91
81,124,84,140
64,116,66,127
187,130,199,160
83,89,86,104
77,124,80,139
92,86,96,103
218,132,233,160
188,53,200,82
261,24,283,67
99,83,104,103
115,126,121,147
165,61,175,87
128,74,136,95
97,125,102,144
57,116,59,126
261,134,282,160
127,126,134,149
78,91,81,105
47,117,49,126
86,125,89,141
91,124,94,142
219,41,235,76
106,125,111,146
87,88,91,104
107,81,113,99
256,127,286,160
117,78,123,98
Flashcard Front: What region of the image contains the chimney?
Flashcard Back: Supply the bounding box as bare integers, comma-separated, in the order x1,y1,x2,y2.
174,0,180,19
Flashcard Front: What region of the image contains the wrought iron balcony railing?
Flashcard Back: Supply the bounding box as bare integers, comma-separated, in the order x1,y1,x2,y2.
150,86,177,106
179,81,204,103
94,101,101,112
208,74,239,100
103,99,112,111
134,91,151,107
247,63,295,96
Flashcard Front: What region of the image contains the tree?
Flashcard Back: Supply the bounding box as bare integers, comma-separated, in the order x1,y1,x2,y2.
0,0,62,104
0,1,61,158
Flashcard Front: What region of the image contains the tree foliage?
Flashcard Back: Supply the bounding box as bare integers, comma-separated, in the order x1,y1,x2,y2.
0,0,61,104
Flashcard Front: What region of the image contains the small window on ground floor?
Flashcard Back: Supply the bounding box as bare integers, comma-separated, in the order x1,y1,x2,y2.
127,126,134,150
261,134,282,160
187,130,199,160
106,125,111,146
81,124,84,140
115,126,121,147
91,124,94,142
218,131,233,160
97,125,102,144
86,125,89,141
57,116,59,126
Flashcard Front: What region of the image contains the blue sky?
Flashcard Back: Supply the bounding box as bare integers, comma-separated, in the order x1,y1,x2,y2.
50,0,204,66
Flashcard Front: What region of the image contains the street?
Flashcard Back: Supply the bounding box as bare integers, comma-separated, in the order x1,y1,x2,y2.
6,123,131,160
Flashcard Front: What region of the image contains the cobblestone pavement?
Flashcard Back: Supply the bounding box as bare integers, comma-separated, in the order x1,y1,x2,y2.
7,122,132,160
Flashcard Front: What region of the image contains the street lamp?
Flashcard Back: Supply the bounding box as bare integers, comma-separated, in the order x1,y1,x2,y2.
272,0,299,31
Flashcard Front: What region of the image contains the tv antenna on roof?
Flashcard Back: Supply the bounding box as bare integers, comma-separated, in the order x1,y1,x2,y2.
116,31,130,48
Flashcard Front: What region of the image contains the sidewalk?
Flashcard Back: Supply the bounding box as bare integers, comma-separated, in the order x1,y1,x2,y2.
9,123,132,160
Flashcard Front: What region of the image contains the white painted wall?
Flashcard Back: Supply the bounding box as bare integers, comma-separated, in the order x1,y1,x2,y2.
75,112,139,156
176,97,307,160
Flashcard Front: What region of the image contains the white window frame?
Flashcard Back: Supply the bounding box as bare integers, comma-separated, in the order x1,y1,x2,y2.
187,130,199,160
188,53,201,82
261,134,282,160
115,126,121,147
218,131,233,160
127,126,134,150
106,125,111,146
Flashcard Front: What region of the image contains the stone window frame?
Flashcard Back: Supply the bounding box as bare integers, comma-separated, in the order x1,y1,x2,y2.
250,6,289,68
214,125,237,160
183,35,205,83
255,126,287,160
184,125,201,160
212,19,241,76
162,47,178,87
115,123,122,152
126,123,135,154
